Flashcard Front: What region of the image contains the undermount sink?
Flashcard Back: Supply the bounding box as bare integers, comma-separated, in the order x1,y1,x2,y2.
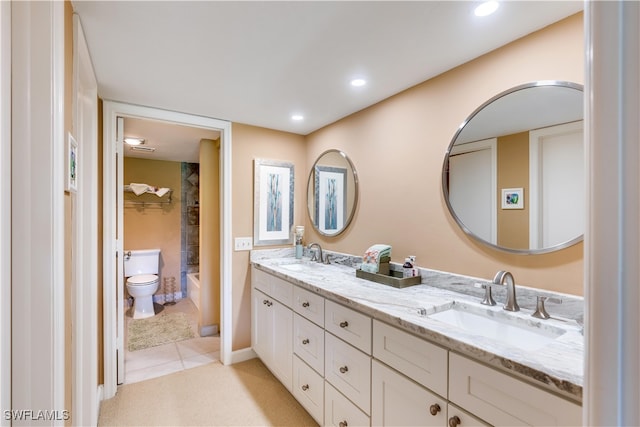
275,259,326,272
429,302,566,351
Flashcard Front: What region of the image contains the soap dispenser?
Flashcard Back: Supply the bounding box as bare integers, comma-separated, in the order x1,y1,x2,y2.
294,226,304,259
402,257,414,278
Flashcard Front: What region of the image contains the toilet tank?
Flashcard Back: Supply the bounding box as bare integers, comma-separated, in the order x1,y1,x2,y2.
124,249,161,276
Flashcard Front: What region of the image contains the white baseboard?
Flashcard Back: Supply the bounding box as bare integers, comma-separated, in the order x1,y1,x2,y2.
95,384,104,424
229,347,257,365
199,324,219,337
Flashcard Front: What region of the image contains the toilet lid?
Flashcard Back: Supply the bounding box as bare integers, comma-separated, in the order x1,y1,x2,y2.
127,274,158,286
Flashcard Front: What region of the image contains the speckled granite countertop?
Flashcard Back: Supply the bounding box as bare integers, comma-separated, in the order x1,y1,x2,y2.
250,248,584,404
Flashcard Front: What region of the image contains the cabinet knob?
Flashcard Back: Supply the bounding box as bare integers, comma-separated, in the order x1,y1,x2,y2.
339,421,348,427
339,321,349,328
263,300,268,305
302,338,310,345
302,301,310,308
301,384,309,391
448,416,461,427
339,366,349,374
429,403,441,416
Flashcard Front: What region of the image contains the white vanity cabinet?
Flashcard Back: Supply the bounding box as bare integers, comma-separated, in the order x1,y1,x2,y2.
251,269,293,392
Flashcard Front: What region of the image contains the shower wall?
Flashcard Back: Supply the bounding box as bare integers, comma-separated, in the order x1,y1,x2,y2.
181,162,200,296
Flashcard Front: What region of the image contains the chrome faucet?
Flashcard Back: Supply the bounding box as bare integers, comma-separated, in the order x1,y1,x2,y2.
307,242,324,263
492,270,519,312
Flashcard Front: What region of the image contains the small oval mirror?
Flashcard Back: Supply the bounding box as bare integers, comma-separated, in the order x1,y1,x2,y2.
442,81,584,254
307,149,359,237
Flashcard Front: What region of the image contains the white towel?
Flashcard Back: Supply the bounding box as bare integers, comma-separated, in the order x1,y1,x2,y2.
129,183,150,196
154,187,170,197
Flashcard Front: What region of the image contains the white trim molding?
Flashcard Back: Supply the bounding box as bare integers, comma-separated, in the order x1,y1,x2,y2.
0,1,11,422
11,0,66,421
102,101,233,399
584,1,640,425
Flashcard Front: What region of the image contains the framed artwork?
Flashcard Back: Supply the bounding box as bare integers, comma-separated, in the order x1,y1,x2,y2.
315,165,347,235
66,133,78,193
254,158,294,246
501,187,524,209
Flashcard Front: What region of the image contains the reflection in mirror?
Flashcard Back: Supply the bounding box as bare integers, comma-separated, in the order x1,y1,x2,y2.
307,149,359,237
442,81,584,254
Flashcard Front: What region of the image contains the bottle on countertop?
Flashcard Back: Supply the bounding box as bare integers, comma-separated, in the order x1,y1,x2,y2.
402,257,414,278
409,255,419,277
294,226,304,259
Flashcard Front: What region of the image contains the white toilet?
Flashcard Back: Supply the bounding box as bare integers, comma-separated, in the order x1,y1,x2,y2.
124,249,161,319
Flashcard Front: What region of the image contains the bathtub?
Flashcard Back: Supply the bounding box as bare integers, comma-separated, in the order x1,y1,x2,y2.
187,272,200,310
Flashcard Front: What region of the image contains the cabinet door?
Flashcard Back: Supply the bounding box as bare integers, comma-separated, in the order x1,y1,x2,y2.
449,353,582,426
251,288,271,362
447,404,491,427
325,332,371,414
371,360,447,427
294,313,325,375
325,300,372,354
293,355,324,425
324,382,370,427
271,298,293,391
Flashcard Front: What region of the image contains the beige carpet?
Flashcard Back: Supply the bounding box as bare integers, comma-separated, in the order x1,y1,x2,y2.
128,312,195,352
98,358,318,426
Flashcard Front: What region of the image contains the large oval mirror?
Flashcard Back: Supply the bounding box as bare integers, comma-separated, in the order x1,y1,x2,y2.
307,149,359,237
442,81,584,254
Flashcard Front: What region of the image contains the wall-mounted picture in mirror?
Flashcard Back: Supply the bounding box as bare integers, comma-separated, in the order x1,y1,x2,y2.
254,158,294,246
315,165,347,234
442,81,584,254
307,149,359,237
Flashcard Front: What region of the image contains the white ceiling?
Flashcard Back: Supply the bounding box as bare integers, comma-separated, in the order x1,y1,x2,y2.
72,1,583,161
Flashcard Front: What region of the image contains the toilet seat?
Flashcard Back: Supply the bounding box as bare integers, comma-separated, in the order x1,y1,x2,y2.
127,274,158,286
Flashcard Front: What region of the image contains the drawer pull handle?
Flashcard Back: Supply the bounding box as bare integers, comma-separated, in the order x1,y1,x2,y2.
301,384,309,391
339,421,348,427
302,301,310,308
339,321,349,328
429,404,441,416
302,338,310,345
339,366,349,374
448,416,461,427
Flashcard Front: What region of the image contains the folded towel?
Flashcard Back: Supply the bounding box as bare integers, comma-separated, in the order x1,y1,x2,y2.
154,188,170,197
129,183,150,196
361,244,392,274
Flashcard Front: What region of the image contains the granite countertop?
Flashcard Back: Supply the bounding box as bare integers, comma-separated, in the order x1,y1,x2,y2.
250,248,584,404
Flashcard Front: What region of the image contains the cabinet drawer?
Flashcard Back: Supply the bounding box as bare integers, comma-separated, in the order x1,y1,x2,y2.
447,403,491,427
449,353,582,426
325,300,372,354
293,355,324,425
325,332,371,414
293,313,325,375
373,320,448,397
372,360,447,427
325,382,370,427
251,267,293,307
293,286,325,326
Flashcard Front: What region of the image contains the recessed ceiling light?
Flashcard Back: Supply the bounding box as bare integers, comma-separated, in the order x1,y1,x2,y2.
291,114,304,121
351,78,367,87
474,1,499,17
124,137,145,146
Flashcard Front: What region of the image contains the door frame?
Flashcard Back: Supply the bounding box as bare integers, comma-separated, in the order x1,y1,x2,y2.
102,102,233,399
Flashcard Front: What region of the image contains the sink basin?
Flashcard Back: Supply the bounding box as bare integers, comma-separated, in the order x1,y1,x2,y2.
429,302,566,351
275,260,326,272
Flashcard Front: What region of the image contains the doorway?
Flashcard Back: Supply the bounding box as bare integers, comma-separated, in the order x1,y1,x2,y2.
102,101,232,399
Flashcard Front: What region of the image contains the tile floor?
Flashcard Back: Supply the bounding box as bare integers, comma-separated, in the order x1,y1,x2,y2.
124,298,220,384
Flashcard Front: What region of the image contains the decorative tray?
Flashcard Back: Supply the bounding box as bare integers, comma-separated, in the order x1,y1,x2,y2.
355,268,421,289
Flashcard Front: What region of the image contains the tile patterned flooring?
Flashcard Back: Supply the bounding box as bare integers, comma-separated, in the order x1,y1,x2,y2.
124,298,220,384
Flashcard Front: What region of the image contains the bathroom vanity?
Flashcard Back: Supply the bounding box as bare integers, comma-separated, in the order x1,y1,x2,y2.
250,249,583,427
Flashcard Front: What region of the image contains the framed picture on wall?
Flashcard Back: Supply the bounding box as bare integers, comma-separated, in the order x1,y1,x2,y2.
314,165,347,235
253,158,294,246
66,132,78,193
501,187,524,209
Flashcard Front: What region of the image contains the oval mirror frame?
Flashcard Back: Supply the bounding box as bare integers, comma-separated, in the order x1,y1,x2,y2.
442,80,584,255
307,149,359,237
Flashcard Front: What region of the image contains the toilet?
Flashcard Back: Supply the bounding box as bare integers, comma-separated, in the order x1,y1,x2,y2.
124,248,161,319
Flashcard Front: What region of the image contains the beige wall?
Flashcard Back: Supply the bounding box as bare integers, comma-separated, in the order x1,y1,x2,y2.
231,123,307,350
123,158,182,289
303,13,584,296
497,131,529,248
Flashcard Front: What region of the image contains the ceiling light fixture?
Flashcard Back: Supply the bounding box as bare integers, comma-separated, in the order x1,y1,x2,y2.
474,1,499,17
291,114,304,121
350,78,367,87
124,137,145,146
130,145,156,153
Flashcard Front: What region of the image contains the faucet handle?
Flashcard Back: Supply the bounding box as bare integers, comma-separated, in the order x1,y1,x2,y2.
532,296,563,319
474,282,497,306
